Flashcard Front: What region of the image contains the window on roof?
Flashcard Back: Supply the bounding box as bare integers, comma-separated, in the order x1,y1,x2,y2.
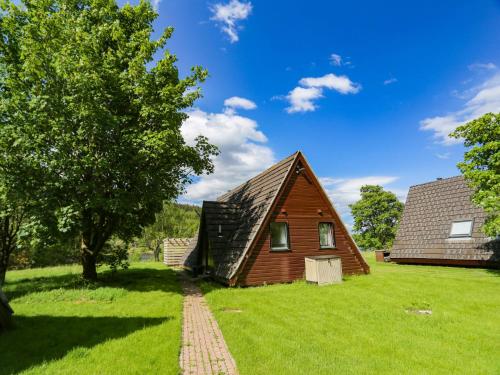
270,222,289,250
319,222,335,248
449,220,473,238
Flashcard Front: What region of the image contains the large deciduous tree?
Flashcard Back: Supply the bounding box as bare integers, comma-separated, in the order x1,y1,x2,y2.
0,0,217,280
0,136,37,285
349,185,404,250
450,113,500,237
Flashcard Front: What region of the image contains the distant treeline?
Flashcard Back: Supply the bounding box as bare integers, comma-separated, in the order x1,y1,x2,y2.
132,202,201,261
9,202,201,269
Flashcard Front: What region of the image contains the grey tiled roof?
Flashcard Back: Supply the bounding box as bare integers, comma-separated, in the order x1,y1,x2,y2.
391,176,499,262
184,152,298,280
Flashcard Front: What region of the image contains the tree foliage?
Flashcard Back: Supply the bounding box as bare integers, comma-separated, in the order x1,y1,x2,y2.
138,202,200,261
0,0,217,280
450,112,500,237
97,237,129,273
349,185,404,250
12,236,80,270
143,202,200,240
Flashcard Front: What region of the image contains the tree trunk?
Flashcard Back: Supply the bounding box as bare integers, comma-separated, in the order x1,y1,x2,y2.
80,211,115,281
82,252,97,281
0,234,13,287
0,287,14,331
0,212,23,287
0,267,6,287
154,242,161,262
81,239,98,281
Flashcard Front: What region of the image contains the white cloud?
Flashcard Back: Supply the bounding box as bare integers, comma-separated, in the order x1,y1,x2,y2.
210,0,252,43
435,152,451,160
319,176,406,227
285,73,361,113
151,0,161,11
420,115,463,145
181,101,274,201
383,77,398,85
329,53,354,67
330,53,342,66
299,73,361,94
224,96,257,110
286,87,323,113
420,73,500,145
468,62,497,71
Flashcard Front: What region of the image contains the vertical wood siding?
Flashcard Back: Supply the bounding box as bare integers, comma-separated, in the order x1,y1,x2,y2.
238,170,367,286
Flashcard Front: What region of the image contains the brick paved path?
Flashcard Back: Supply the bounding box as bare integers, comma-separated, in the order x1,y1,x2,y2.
179,275,238,375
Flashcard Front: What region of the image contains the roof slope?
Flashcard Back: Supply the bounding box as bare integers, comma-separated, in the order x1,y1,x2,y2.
391,176,499,262
193,152,298,280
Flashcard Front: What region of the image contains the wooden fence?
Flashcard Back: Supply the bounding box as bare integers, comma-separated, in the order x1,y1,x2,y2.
163,238,195,267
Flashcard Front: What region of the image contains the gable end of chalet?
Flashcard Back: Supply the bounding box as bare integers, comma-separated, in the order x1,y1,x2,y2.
231,152,369,285
186,151,370,286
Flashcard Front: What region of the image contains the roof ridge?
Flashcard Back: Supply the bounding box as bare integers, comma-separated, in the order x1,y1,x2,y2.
226,152,300,281
216,151,300,202
409,175,464,189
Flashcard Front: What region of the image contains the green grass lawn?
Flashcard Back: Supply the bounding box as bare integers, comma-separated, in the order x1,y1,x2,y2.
2,256,499,375
0,263,182,375
201,254,500,375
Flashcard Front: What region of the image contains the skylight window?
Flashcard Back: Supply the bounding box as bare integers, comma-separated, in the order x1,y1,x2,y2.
449,220,473,238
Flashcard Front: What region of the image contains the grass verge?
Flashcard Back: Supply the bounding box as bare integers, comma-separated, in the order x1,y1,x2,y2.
1,262,182,375
201,254,500,375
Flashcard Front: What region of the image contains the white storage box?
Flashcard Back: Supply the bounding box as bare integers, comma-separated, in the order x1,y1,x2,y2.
305,255,342,285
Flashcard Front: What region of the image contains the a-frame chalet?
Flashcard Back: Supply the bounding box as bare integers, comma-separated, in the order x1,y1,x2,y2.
184,151,369,286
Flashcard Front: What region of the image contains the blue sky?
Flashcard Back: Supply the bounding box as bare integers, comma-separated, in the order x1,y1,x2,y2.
145,0,500,225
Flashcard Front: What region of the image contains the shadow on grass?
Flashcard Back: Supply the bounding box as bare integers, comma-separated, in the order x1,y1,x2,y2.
483,239,500,276
198,279,229,296
4,267,182,301
0,315,169,375
486,269,500,277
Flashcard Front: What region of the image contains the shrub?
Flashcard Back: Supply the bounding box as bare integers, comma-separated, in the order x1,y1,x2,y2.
97,238,130,273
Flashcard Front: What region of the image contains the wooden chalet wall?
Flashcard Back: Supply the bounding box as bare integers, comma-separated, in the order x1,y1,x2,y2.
238,163,367,286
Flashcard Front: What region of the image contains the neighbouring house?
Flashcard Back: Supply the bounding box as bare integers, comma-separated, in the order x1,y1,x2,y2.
163,238,195,266
391,176,499,267
184,151,369,286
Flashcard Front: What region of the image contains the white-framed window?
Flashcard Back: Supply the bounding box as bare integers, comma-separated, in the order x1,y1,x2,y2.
319,222,335,248
270,222,289,250
449,220,473,238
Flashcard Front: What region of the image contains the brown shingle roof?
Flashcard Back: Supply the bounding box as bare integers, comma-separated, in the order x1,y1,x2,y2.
391,176,499,263
184,152,298,279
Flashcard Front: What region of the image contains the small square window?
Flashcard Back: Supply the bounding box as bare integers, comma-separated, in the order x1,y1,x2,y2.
270,222,289,250
449,220,473,238
319,222,335,248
